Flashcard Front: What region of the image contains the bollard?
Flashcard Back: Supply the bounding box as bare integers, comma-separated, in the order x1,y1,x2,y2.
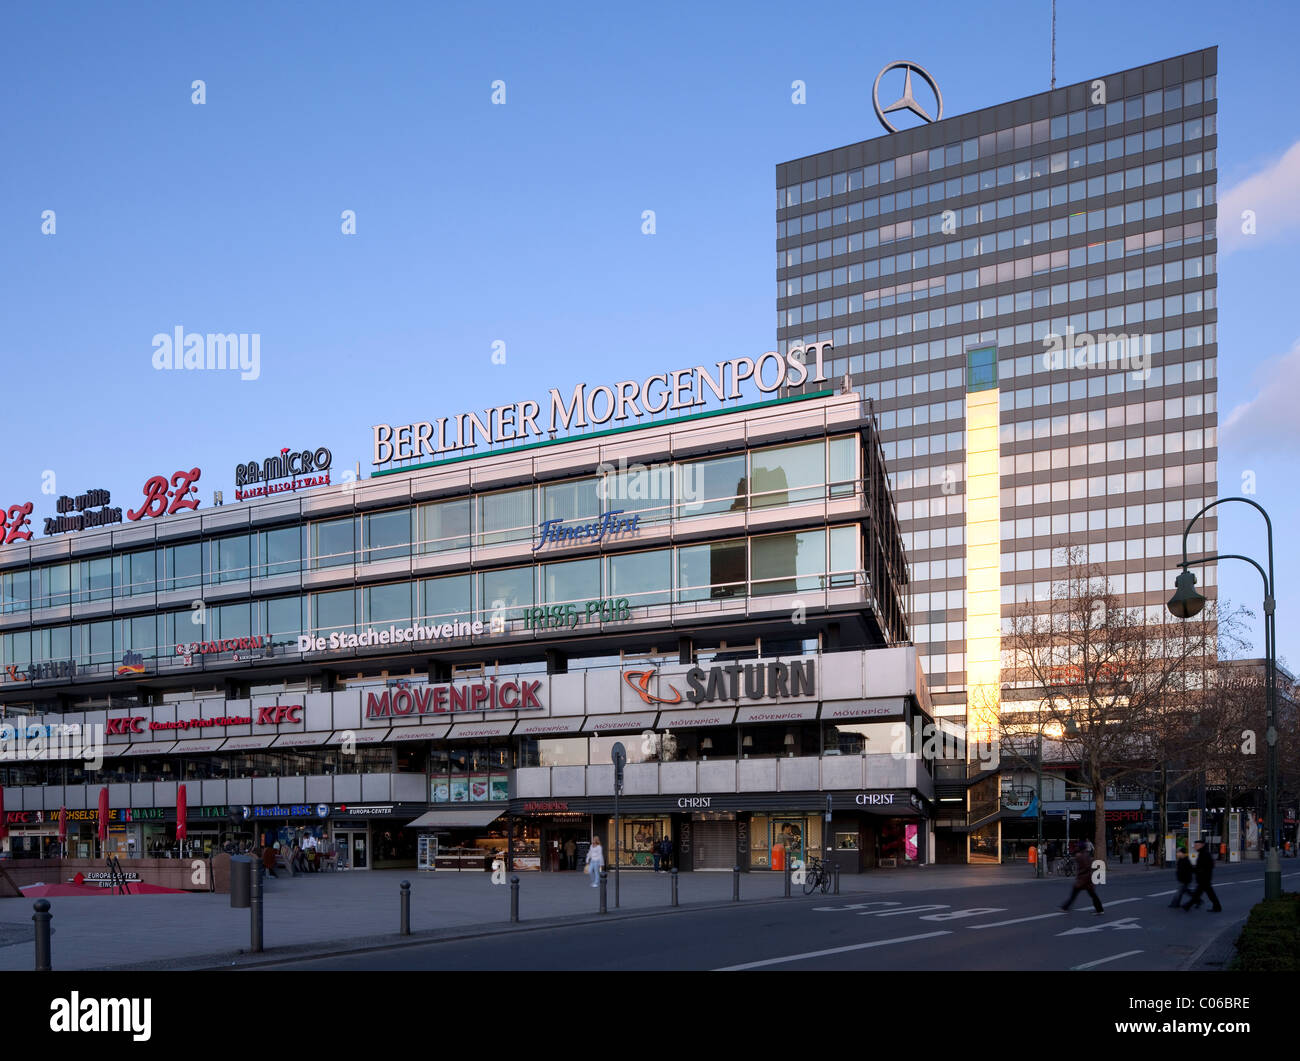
33,900,52,972
833,862,841,895
599,868,608,914
671,867,679,907
249,856,264,953
510,876,520,922
784,860,791,898
400,880,411,936
732,865,740,902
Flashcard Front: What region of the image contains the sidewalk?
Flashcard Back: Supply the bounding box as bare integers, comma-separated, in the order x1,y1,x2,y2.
0,859,1181,972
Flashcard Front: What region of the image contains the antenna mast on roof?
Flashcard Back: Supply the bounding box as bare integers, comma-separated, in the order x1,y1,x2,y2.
1051,0,1057,89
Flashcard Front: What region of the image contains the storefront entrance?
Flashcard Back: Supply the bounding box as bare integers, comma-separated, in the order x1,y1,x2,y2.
335,829,369,870
692,815,737,870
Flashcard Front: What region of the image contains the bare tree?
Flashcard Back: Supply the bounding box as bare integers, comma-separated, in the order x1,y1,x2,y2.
1000,546,1226,858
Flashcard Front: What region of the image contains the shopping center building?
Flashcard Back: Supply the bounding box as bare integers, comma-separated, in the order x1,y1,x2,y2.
0,371,941,872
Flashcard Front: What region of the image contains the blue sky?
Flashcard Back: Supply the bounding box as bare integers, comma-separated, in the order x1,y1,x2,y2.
2,0,1297,665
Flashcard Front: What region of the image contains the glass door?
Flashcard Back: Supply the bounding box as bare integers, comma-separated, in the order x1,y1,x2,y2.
351,830,368,869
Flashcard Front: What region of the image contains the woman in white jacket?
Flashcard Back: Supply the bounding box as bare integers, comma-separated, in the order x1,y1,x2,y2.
585,835,605,887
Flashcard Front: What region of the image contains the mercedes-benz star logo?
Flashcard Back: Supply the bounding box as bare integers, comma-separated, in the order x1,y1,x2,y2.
872,60,943,133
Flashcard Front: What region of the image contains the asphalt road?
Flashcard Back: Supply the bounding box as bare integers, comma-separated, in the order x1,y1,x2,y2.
256,862,1295,971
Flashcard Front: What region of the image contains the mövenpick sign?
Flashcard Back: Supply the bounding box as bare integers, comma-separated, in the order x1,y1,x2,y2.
372,344,833,467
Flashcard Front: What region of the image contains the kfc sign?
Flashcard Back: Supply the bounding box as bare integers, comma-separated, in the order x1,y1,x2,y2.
106,717,146,735
256,706,303,726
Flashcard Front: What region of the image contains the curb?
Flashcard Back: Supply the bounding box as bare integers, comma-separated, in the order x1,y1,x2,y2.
101,893,817,972
1178,912,1249,972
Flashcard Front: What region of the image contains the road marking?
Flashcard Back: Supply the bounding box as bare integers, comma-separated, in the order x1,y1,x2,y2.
813,901,900,912
1058,916,1141,936
919,907,1007,921
1071,949,1144,970
714,931,953,971
867,904,950,917
969,912,1065,929
1101,897,1143,907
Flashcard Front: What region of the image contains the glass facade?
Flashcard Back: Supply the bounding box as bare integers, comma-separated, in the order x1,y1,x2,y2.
777,50,1219,696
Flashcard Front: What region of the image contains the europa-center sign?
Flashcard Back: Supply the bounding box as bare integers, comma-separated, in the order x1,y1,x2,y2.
371,344,833,468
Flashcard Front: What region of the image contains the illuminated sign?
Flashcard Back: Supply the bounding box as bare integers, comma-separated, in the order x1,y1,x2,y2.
365,679,543,718
45,488,122,536
127,468,202,521
298,621,488,654
372,345,833,468
519,597,631,631
534,511,639,552
235,446,332,501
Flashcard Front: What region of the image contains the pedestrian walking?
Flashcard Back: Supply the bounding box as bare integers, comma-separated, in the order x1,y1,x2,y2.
585,835,605,888
1168,848,1194,907
1060,840,1104,914
1183,839,1223,912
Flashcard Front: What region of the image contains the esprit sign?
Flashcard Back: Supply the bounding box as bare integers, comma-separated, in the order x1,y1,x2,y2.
235,446,332,501
372,345,833,468
365,679,543,718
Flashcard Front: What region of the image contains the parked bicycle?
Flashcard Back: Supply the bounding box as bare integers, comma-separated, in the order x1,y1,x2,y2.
1052,856,1075,877
801,856,832,895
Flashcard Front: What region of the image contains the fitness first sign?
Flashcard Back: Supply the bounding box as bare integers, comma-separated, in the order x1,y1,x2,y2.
372,344,833,468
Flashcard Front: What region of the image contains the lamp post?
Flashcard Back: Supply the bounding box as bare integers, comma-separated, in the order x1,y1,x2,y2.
1167,496,1281,901
1036,725,1045,878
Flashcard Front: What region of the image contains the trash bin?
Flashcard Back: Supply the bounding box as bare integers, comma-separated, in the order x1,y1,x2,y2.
771,843,786,872
230,855,252,908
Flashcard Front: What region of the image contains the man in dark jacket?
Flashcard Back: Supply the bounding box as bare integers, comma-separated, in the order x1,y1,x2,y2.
1183,839,1222,912
1168,848,1195,907
1060,840,1104,913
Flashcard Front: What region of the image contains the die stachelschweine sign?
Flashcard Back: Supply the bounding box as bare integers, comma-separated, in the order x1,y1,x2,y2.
371,344,834,468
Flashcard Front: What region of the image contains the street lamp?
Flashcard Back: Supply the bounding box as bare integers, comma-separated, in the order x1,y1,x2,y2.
1167,496,1281,901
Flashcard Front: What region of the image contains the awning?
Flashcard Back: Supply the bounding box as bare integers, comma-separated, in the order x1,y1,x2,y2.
407,808,504,830
168,737,228,754
581,711,657,733
515,716,585,736
447,721,514,739
387,725,451,742
328,728,390,745
735,703,819,724
119,741,176,756
220,734,277,751
655,708,736,729
273,731,335,748
821,699,907,722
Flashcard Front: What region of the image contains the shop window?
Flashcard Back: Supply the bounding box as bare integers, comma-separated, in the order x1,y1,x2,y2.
477,487,534,547
312,517,356,569
677,453,747,517
418,498,471,553
600,463,673,524
312,588,356,636
364,582,413,627
259,525,302,577
750,440,826,507
541,557,600,606
676,540,746,601
822,722,896,755
363,509,412,563
606,548,671,607
478,566,534,623
750,529,826,595
421,573,472,624
541,478,599,524
211,534,251,584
